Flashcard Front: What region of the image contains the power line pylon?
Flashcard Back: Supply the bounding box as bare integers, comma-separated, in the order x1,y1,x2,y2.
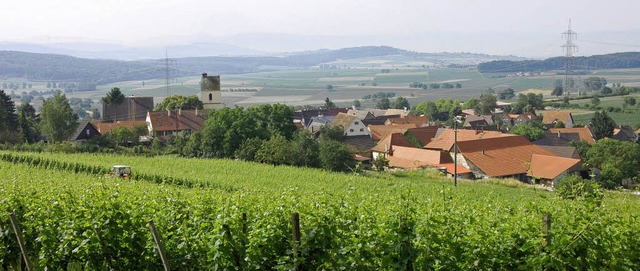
158,51,178,97
562,19,578,96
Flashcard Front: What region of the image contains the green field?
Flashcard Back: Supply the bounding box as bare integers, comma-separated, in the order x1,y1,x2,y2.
6,59,640,111
0,151,639,269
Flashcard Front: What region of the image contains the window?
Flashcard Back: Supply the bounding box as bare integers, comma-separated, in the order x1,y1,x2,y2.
360,128,364,132
209,93,213,101
354,121,359,125
349,129,354,132
86,129,90,136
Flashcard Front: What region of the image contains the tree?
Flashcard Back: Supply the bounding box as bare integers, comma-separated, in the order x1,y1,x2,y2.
319,139,355,172
40,91,79,142
234,137,263,161
462,98,479,110
326,84,334,91
551,86,563,97
248,104,296,140
102,87,125,121
509,121,546,141
291,130,320,167
0,90,18,132
590,111,616,140
591,97,601,106
372,155,389,172
324,97,336,109
153,95,204,111
17,103,39,143
0,90,19,143
623,96,637,106
475,93,497,115
255,135,295,166
319,124,344,141
392,97,410,109
585,139,640,188
498,88,515,100
584,77,607,91
352,99,361,109
511,93,544,114
554,79,563,89
102,87,125,107
376,97,391,109
109,126,135,147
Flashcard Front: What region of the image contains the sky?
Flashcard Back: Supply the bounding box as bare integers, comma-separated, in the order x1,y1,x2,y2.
2,0,639,58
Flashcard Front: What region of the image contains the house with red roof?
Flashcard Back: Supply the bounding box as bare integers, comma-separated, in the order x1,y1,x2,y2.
542,111,574,128
455,135,562,181
146,109,205,141
528,154,582,186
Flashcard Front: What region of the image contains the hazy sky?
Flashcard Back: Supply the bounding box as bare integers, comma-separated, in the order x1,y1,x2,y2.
2,0,639,57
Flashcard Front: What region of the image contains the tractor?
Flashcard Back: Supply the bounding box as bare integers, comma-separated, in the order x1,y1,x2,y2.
110,165,131,179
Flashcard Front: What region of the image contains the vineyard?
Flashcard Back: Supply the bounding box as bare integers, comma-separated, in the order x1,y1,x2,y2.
0,151,639,270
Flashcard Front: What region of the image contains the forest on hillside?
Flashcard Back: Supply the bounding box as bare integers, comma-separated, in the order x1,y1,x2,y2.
478,52,640,73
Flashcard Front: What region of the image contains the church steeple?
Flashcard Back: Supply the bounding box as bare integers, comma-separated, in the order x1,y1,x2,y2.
200,73,223,109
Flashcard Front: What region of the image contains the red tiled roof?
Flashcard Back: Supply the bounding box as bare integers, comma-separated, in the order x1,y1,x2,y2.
371,133,415,153
92,120,147,134
546,127,595,144
542,111,573,125
424,129,510,151
386,115,429,126
406,126,439,146
387,146,453,169
528,154,581,180
435,163,473,174
354,154,371,162
368,124,418,141
147,110,205,132
457,135,557,177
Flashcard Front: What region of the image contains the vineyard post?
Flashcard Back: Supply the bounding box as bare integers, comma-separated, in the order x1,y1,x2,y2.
148,219,171,271
9,212,32,271
542,214,551,250
242,213,247,235
291,212,301,271
92,224,114,271
223,224,243,270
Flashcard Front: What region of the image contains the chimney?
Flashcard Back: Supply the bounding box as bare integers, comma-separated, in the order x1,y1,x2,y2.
482,149,485,155
558,131,561,138
202,73,207,78
167,109,171,117
195,108,199,116
352,105,356,110
178,108,182,116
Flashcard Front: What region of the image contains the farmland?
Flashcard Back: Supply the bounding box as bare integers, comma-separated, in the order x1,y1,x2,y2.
58,65,640,110
0,151,639,269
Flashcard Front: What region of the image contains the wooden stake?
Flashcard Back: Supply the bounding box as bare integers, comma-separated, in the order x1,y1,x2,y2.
542,214,552,249
291,212,301,271
223,224,243,270
9,212,32,271
148,219,171,271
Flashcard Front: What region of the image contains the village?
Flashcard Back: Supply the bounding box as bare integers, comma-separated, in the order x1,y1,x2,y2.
53,73,636,190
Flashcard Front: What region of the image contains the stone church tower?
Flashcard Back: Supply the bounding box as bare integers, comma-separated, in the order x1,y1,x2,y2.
200,73,224,109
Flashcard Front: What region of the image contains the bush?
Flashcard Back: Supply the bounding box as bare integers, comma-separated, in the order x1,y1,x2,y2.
556,174,604,204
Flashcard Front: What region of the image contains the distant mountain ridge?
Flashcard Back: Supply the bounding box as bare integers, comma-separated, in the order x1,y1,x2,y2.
0,46,523,85
478,52,640,73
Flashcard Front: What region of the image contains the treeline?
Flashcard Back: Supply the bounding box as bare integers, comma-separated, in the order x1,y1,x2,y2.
0,51,162,84
409,82,462,89
478,52,640,73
